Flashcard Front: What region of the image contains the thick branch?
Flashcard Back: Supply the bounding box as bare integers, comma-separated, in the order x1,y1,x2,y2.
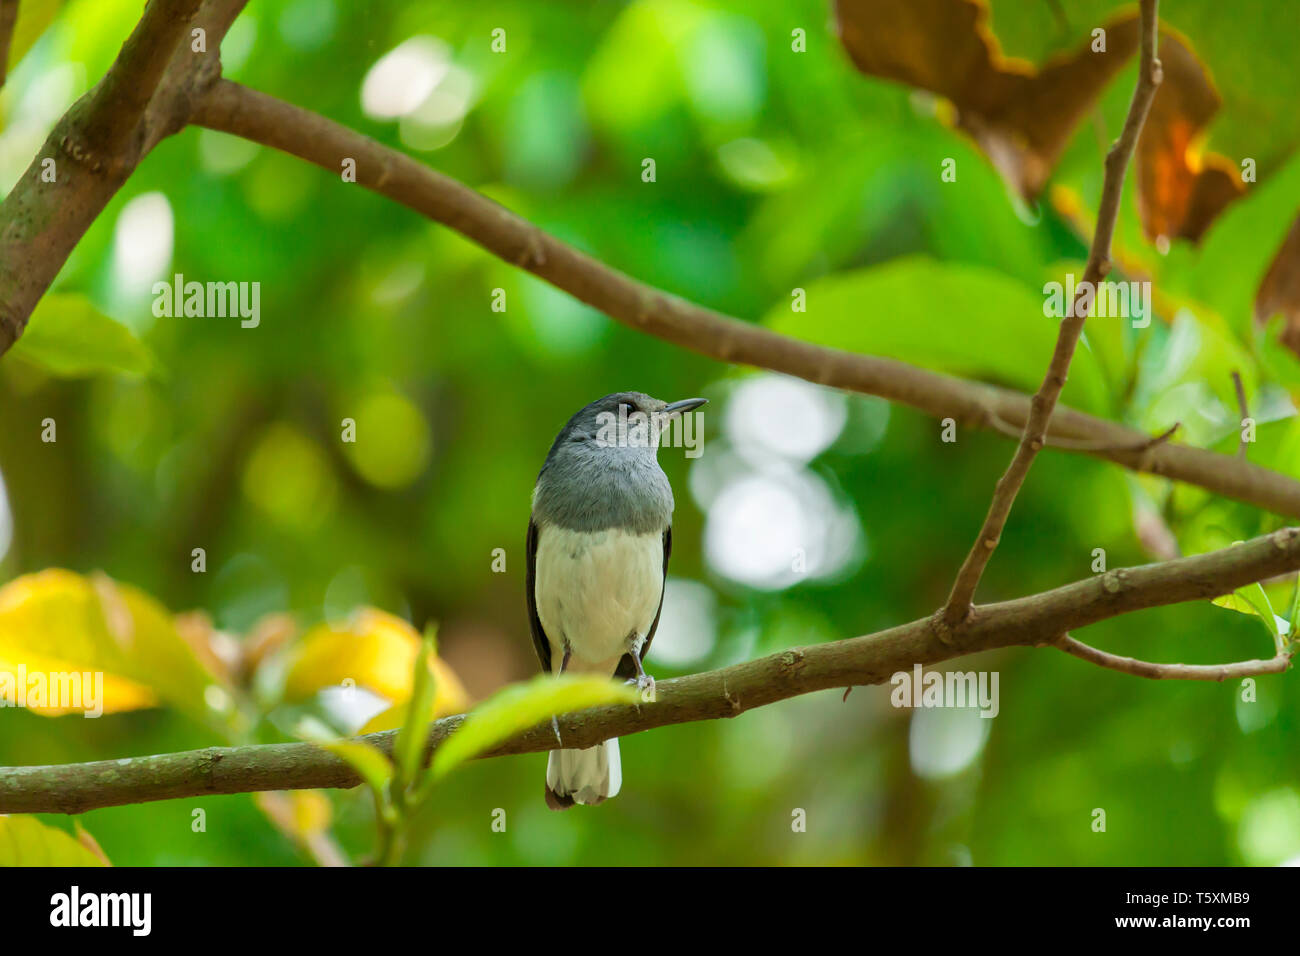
75,0,204,158
0,0,245,353
3,527,1296,815
941,0,1163,626
187,80,1300,521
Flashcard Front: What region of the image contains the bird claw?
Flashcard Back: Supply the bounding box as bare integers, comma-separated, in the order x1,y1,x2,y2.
550,713,562,745
625,674,656,703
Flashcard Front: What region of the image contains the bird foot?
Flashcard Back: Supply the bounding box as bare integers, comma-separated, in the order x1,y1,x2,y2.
625,673,656,703
550,713,563,745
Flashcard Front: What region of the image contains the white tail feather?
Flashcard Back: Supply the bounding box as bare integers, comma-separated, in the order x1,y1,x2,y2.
546,739,621,806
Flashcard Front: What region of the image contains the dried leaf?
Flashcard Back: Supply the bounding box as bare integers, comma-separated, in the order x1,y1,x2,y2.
834,0,1139,199
73,820,113,867
1255,215,1300,354
1136,31,1245,243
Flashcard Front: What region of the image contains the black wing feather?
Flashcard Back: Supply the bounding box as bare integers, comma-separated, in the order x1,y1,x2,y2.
525,519,552,673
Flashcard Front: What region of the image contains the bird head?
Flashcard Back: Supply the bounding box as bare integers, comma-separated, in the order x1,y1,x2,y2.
553,391,707,454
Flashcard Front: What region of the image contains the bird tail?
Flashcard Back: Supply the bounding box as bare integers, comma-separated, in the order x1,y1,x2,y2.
545,738,621,810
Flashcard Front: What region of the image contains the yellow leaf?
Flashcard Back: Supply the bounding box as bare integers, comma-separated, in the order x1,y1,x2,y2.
254,790,333,838
289,790,333,835
359,664,468,734
284,608,469,712
0,815,108,867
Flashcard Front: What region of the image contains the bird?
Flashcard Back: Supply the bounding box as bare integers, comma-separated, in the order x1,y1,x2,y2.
526,391,706,809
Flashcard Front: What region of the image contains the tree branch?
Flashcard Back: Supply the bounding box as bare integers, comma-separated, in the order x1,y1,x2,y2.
1055,632,1289,680
184,78,1300,522
75,0,204,158
3,526,1296,815
941,0,1163,627
0,0,245,353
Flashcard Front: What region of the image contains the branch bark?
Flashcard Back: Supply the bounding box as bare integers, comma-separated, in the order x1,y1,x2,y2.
941,0,1163,627
3,526,1296,815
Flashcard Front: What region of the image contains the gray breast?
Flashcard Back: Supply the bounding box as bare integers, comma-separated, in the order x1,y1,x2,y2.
532,444,674,534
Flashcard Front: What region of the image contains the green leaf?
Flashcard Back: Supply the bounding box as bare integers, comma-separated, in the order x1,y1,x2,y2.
0,815,108,867
8,294,154,379
297,718,394,799
393,625,439,791
430,675,638,782
322,741,394,797
1212,582,1282,639
764,256,1110,413
1286,575,1300,641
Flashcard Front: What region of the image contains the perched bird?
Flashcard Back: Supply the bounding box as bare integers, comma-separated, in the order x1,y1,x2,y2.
527,391,706,809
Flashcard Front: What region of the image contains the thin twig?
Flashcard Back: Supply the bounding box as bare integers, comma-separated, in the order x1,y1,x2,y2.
1232,370,1250,458
1055,633,1290,681
940,0,1164,628
984,408,1178,453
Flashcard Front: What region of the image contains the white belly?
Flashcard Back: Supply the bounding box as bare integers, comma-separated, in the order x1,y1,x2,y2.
534,525,665,675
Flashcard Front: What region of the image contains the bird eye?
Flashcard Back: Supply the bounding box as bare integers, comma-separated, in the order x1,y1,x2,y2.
619,402,635,416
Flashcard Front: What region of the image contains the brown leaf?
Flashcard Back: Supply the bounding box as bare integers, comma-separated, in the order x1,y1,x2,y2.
1136,31,1246,243
174,610,239,687
73,820,113,867
239,611,298,683
834,0,1139,200
90,571,134,653
1255,214,1300,353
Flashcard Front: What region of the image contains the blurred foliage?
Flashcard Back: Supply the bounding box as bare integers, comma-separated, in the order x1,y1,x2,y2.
1,0,1298,865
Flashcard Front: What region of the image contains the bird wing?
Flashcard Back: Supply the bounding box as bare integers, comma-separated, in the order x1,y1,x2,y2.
615,526,671,681
525,518,553,673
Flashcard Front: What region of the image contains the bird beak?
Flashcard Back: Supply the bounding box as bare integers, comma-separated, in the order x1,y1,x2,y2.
662,397,708,417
